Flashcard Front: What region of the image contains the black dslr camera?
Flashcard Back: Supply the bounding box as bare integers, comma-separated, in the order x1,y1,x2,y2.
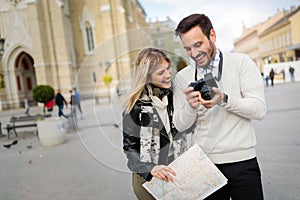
188,72,218,100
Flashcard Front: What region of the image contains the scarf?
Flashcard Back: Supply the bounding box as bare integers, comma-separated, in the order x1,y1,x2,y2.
149,83,171,98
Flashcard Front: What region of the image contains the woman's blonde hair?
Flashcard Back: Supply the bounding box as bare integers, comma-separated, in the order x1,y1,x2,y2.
122,48,171,113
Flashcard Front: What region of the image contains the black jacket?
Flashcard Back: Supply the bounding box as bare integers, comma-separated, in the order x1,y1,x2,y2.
55,93,67,106
122,95,176,181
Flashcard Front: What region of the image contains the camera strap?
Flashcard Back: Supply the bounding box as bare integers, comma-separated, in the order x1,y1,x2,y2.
194,50,223,82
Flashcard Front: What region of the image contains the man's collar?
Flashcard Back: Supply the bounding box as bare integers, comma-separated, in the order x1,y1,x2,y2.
199,49,220,74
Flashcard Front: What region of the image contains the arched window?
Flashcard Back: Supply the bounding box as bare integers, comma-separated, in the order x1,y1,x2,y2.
0,74,5,88
85,22,94,52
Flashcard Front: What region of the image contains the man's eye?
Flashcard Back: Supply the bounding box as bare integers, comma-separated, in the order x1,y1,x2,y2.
194,42,201,47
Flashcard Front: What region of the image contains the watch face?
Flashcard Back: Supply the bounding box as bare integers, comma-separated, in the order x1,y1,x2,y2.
224,93,228,103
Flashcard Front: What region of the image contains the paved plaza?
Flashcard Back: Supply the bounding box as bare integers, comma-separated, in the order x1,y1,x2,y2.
0,81,299,200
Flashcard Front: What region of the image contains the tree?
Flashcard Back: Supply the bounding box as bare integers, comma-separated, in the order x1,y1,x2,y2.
33,85,55,103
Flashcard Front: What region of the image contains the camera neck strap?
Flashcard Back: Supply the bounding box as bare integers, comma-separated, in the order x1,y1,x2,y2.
194,50,223,82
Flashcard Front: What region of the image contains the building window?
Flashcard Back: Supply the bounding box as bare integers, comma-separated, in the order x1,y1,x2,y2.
23,59,30,70
92,72,97,83
0,74,5,88
16,76,21,91
85,22,95,52
26,77,32,90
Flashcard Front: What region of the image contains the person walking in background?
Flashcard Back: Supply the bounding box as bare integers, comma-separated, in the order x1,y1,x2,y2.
45,99,54,115
73,87,83,118
69,89,78,120
265,75,269,87
173,13,266,200
269,68,275,86
289,66,295,82
55,89,68,119
24,96,30,116
122,48,191,200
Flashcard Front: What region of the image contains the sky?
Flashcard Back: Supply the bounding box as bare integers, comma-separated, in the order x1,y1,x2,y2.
139,0,300,51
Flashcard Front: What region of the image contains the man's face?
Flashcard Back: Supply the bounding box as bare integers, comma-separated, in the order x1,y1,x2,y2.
180,26,216,67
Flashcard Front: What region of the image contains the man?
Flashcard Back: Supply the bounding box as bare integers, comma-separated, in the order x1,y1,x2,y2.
73,87,83,118
289,66,295,82
55,89,68,119
173,14,266,200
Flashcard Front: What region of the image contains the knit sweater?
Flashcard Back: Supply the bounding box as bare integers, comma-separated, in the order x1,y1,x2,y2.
173,51,266,164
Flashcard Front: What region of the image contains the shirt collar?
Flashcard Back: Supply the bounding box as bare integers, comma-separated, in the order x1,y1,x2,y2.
199,49,220,74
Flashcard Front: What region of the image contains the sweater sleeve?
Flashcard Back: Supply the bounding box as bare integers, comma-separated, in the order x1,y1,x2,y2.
225,55,266,120
173,70,199,132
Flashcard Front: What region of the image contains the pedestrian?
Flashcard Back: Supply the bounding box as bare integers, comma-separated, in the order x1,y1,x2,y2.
23,96,30,116
69,89,78,120
173,14,266,200
73,87,83,118
122,48,192,200
269,68,275,86
289,66,295,82
265,75,269,87
55,89,68,119
45,99,54,115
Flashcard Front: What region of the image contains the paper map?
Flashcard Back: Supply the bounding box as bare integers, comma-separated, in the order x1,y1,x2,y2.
143,144,228,200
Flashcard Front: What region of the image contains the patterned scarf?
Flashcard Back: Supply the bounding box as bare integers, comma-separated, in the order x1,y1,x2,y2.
139,90,191,164
149,83,171,98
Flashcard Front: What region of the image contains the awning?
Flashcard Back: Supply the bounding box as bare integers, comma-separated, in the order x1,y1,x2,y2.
287,43,300,50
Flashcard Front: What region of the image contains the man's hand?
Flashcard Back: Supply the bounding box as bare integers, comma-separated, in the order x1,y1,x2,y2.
200,87,224,109
184,87,224,109
183,87,201,109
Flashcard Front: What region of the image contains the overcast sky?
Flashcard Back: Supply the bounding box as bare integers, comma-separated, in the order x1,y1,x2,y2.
139,0,300,51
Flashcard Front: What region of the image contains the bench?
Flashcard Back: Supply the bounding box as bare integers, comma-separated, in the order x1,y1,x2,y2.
5,114,51,139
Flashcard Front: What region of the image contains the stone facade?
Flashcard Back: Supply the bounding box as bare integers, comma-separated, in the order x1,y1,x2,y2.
234,6,300,72
0,0,150,110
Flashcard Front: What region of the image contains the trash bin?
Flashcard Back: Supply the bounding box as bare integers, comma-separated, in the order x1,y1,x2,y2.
38,117,66,147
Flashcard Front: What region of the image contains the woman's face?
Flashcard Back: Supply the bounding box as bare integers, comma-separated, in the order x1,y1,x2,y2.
150,59,172,89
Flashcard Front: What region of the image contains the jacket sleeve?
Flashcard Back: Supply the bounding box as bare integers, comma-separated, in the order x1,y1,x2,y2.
122,106,155,181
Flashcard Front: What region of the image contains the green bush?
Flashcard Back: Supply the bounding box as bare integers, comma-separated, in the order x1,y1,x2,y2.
33,85,55,103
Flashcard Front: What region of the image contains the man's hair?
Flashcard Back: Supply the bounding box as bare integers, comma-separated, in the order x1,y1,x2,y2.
175,14,214,39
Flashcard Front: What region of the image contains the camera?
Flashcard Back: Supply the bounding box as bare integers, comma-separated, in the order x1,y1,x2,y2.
188,72,218,100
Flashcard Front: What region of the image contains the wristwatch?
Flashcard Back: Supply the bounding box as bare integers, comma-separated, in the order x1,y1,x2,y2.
218,93,228,107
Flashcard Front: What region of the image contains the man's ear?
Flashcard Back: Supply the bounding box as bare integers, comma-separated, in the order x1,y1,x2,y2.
209,29,216,43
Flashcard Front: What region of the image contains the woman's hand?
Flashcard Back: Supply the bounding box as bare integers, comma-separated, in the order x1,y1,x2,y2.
151,165,176,182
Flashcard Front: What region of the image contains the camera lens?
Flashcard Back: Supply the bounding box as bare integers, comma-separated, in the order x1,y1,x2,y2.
201,85,212,100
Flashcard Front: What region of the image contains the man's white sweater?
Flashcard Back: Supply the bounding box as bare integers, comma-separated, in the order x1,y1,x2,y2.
173,51,266,164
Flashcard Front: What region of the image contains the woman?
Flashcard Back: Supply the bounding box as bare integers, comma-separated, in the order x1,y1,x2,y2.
122,48,189,199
